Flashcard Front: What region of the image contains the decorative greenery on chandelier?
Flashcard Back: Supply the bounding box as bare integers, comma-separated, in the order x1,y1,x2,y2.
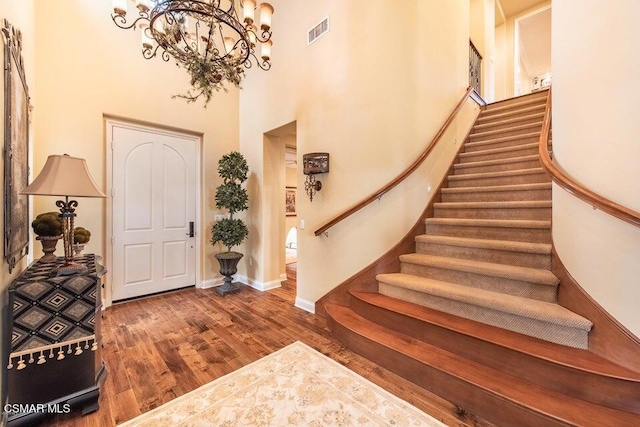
111,0,274,105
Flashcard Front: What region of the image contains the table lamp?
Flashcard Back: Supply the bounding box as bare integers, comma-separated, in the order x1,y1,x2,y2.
21,154,106,275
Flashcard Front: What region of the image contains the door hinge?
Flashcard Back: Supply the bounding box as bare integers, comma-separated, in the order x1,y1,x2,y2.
111,237,115,245
111,140,114,150
111,188,115,197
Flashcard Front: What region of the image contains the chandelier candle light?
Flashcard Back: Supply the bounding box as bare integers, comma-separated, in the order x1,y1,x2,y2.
111,0,274,105
21,155,106,275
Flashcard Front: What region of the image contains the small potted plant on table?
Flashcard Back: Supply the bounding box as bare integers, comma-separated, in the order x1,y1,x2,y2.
32,212,63,262
73,226,91,256
211,151,249,296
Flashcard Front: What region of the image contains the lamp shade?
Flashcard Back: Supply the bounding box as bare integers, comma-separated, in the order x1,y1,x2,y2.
21,154,106,198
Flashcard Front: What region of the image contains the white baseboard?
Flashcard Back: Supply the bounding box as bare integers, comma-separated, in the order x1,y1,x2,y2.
295,297,315,314
200,278,225,289
202,275,286,292
237,275,282,291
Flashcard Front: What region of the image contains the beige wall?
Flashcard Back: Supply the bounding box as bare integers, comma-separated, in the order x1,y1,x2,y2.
494,23,507,100
0,0,36,406
239,0,473,309
32,0,239,298
552,0,640,338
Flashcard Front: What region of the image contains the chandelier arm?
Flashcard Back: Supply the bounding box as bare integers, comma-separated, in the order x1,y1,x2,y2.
247,51,271,71
111,13,151,31
143,43,169,61
253,28,272,44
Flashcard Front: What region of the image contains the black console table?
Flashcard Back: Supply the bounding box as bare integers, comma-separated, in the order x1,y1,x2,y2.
6,255,106,426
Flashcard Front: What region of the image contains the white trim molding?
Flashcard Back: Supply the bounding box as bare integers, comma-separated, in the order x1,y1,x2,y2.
201,278,225,289
295,297,315,314
237,275,283,291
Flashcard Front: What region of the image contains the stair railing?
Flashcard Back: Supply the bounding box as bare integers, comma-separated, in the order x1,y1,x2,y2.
539,89,640,227
314,86,477,236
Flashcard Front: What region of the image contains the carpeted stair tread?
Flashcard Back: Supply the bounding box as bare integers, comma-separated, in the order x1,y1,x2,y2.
482,95,548,114
477,104,545,123
464,132,540,153
376,272,589,330
442,182,551,195
469,121,543,139
448,167,548,181
399,253,559,287
325,304,638,426
454,154,539,170
415,235,552,255
472,112,545,131
351,291,640,381
425,217,551,229
460,142,538,163
434,200,551,210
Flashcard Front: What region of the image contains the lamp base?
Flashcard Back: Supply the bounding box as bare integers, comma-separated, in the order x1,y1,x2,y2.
54,261,88,276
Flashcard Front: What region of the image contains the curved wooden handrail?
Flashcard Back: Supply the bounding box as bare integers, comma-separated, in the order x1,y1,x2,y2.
539,89,640,228
314,86,476,236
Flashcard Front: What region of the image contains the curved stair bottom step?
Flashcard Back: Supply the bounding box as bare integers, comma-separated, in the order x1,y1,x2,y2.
349,291,640,415
324,303,640,427
379,282,589,349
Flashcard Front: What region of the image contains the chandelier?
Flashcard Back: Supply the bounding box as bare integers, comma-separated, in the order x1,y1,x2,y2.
111,0,274,104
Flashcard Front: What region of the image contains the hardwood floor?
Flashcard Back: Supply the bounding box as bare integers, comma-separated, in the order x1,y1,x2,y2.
44,263,493,426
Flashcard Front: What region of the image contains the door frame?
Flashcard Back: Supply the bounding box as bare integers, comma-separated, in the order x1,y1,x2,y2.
104,116,203,308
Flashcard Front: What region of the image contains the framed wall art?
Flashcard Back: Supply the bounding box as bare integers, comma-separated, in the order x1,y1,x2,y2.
285,186,296,216
3,20,30,273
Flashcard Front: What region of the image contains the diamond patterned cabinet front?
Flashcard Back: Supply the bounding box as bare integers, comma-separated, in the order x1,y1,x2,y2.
6,255,106,426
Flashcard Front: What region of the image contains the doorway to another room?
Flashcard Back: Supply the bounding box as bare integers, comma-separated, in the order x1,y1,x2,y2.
514,5,551,96
264,121,298,295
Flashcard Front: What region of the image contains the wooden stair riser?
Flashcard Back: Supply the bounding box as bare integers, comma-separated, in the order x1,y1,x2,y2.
327,304,639,425
349,293,640,414
448,171,552,188
477,104,546,124
441,187,552,203
453,157,541,175
378,284,586,348
469,123,543,143
458,143,538,163
424,221,552,244
398,261,557,302
463,134,540,153
472,113,545,133
326,313,568,427
434,205,552,221
415,241,552,269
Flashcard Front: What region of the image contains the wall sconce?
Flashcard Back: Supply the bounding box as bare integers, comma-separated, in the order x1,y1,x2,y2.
303,152,329,202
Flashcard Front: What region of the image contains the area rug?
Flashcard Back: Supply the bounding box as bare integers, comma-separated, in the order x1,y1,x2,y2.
118,341,447,426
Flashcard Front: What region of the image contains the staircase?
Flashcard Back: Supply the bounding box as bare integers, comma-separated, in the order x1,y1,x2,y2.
324,90,640,426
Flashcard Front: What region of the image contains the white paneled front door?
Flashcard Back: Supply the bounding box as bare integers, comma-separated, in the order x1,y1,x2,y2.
110,123,197,301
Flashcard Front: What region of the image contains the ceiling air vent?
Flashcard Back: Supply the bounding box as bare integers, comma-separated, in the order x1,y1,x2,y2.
308,17,329,45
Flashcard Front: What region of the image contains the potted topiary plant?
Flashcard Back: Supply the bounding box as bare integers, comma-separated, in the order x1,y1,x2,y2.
32,212,64,262
73,226,91,256
211,151,249,295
